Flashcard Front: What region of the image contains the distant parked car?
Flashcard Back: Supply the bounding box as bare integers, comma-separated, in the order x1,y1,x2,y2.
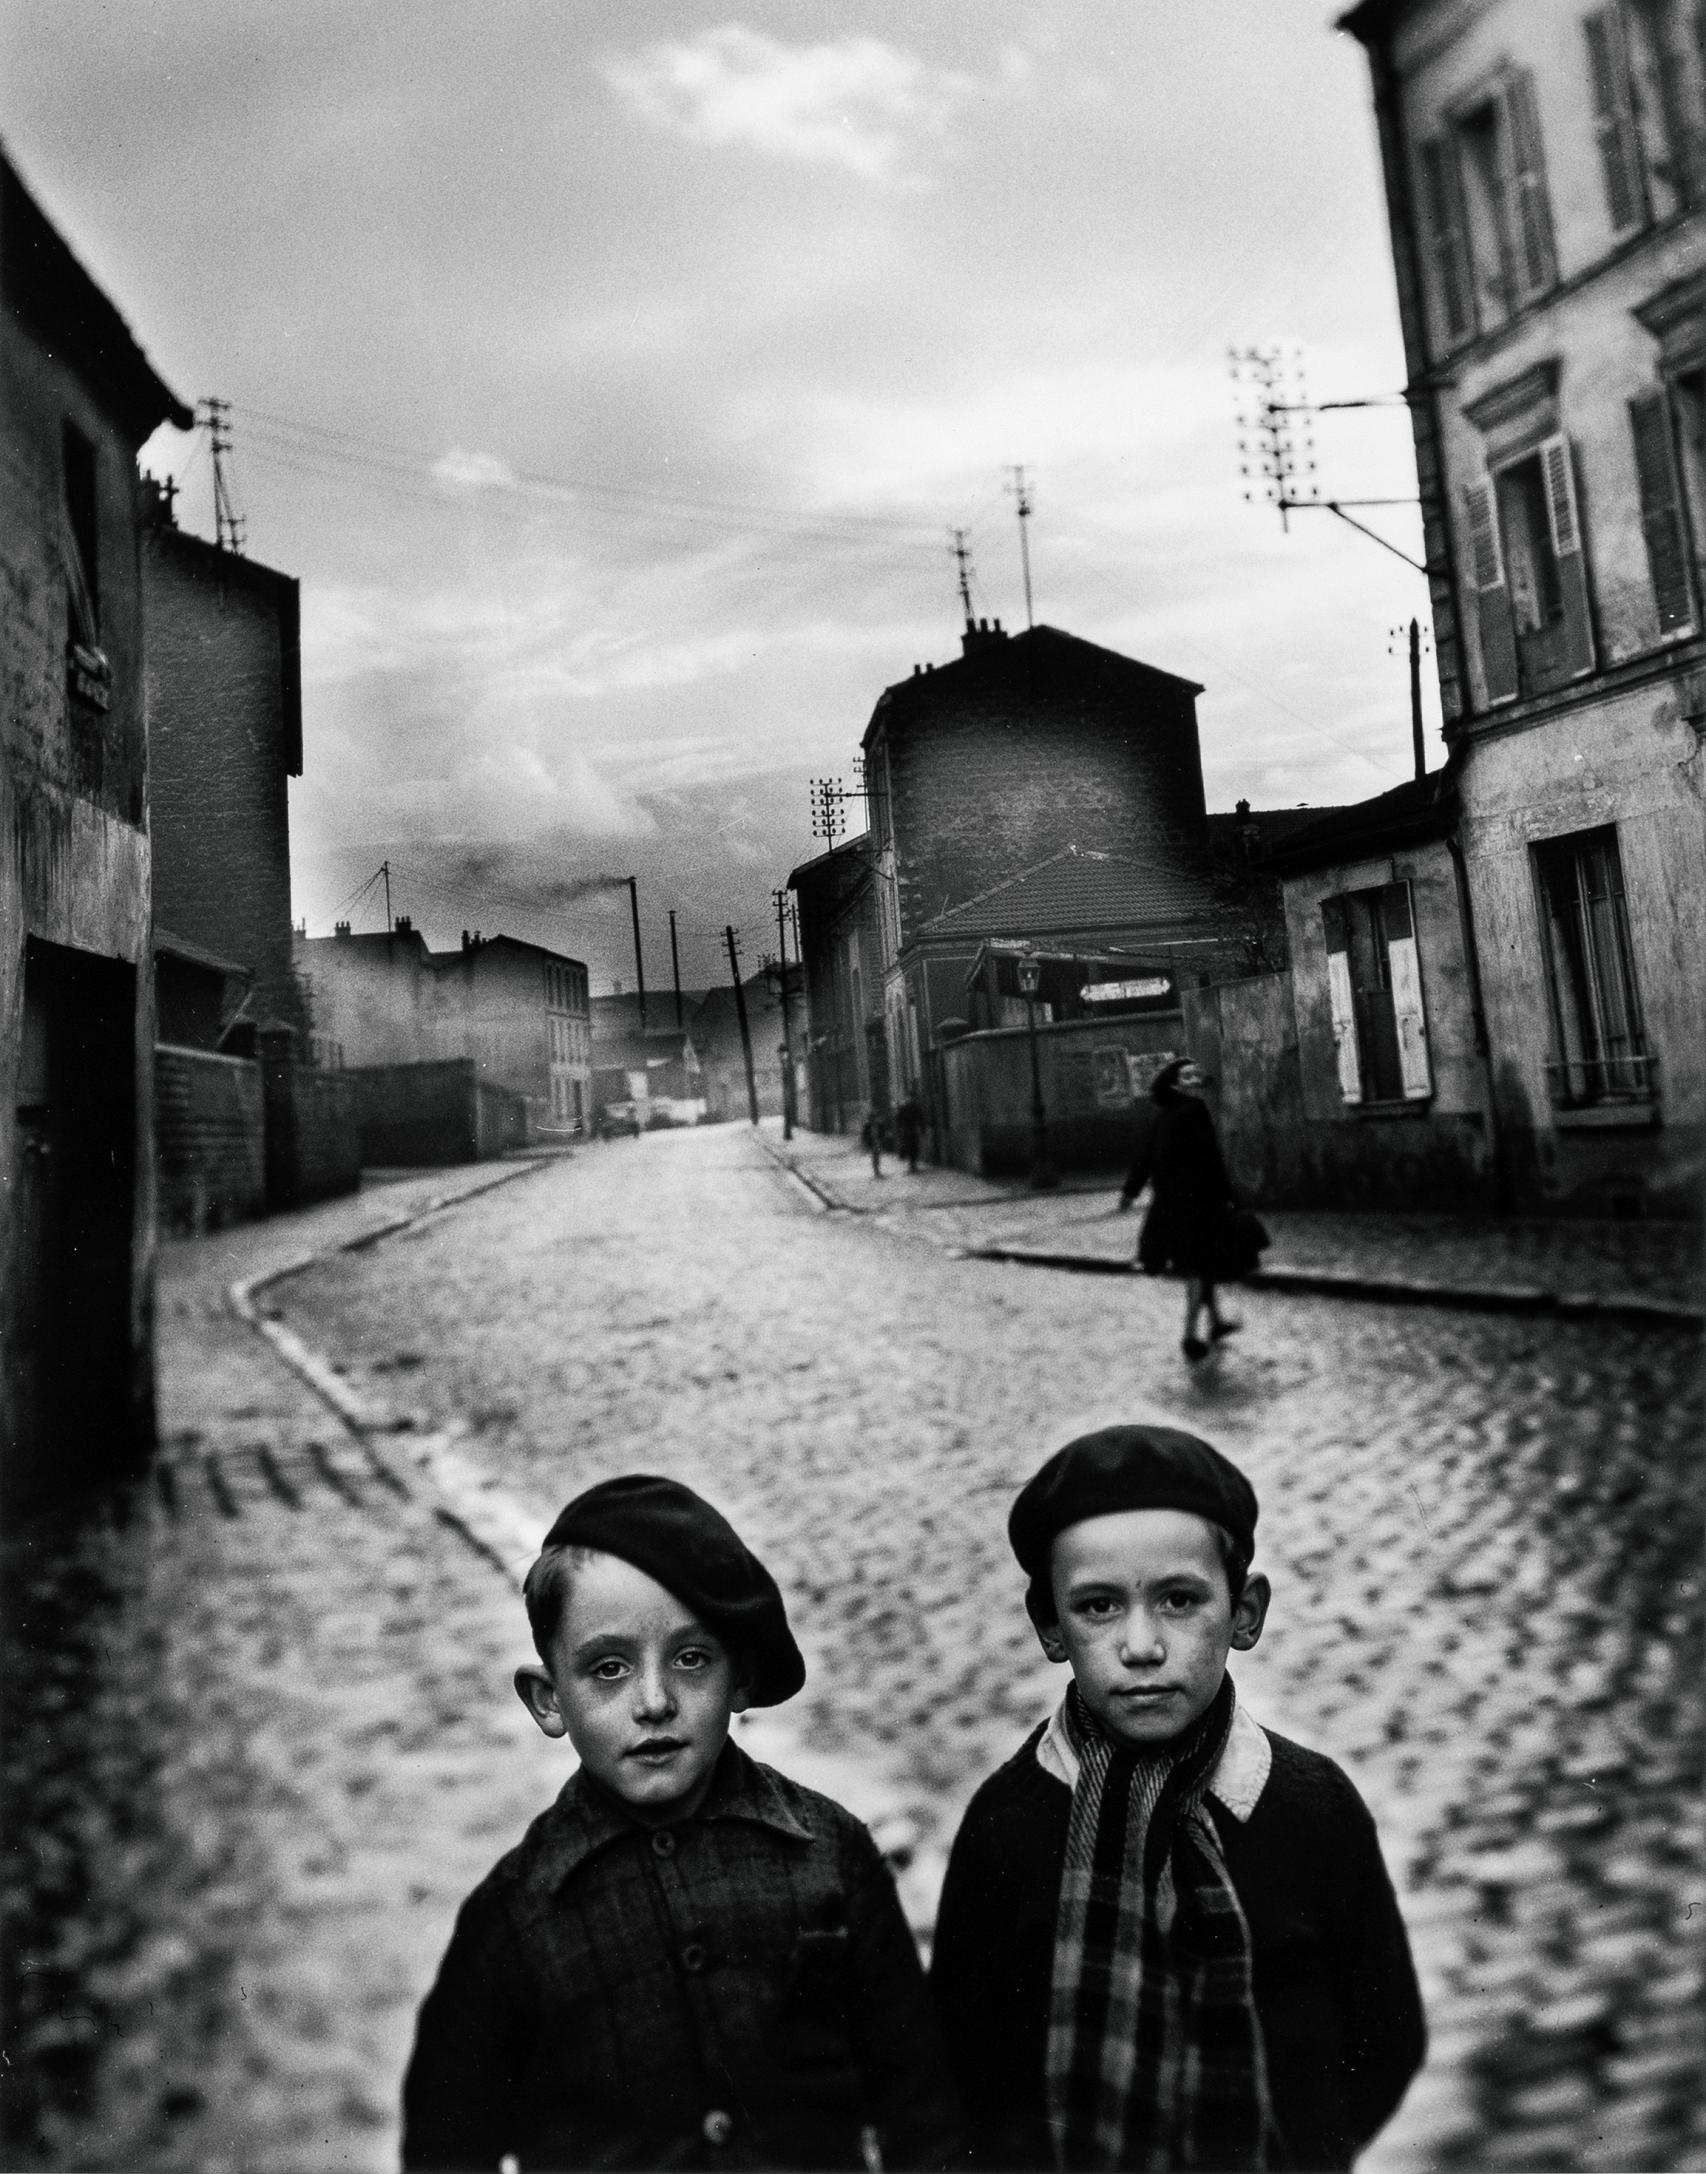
597,1101,643,1138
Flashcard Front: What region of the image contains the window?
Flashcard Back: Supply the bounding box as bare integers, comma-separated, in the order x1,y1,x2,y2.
1419,72,1557,349
62,419,99,643
1321,883,1433,1106
1462,436,1594,701
1532,828,1652,1105
1585,8,1651,231
1587,2,1706,230
1630,385,1700,635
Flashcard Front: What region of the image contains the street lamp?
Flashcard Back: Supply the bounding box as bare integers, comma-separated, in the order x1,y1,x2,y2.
1016,955,1058,1190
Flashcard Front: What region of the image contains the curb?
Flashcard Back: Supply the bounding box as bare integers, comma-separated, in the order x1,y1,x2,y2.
752,1136,848,1215
227,1156,556,1581
957,1244,1701,1327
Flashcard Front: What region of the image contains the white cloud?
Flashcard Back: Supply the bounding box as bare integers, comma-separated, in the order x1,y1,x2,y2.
602,24,1008,187
432,446,518,491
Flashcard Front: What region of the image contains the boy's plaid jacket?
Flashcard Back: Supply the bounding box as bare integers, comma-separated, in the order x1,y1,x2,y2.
402,1741,960,2172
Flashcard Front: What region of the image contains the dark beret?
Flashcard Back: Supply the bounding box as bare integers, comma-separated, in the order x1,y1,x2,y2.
1008,1424,1258,1584
539,1474,805,1707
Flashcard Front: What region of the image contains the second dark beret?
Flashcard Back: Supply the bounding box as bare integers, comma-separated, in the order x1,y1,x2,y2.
540,1474,805,1706
1008,1423,1258,1583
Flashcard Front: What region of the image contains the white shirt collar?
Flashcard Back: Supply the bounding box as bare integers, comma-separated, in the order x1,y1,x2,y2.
1035,1686,1272,1822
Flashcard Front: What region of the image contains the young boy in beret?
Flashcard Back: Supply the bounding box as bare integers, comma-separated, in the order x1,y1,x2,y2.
930,1426,1424,2172
402,1474,959,2172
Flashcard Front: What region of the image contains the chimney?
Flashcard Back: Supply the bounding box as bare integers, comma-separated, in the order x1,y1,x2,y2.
462,929,470,951
395,915,413,935
334,921,351,938
960,616,1010,658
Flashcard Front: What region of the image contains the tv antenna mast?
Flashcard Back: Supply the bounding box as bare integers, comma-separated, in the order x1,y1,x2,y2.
949,527,976,630
1006,466,1035,628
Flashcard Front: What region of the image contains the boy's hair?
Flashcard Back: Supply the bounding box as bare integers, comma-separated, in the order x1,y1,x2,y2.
522,1542,756,1687
523,1542,603,1662
1026,1519,1250,1629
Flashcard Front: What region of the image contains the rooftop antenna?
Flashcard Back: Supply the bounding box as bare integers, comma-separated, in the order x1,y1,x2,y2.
949,527,975,631
198,396,247,555
1006,465,1035,628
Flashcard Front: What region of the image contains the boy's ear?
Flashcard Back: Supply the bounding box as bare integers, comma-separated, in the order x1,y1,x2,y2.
1229,1571,1271,1653
729,1679,752,1717
515,1661,569,1739
1031,1615,1069,1666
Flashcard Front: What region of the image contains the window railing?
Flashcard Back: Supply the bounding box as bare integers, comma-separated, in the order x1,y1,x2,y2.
1544,1051,1657,1107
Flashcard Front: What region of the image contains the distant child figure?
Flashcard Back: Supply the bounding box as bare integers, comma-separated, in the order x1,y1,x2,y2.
894,1096,925,1174
931,1426,1424,2172
402,1475,959,2171
861,1106,887,1178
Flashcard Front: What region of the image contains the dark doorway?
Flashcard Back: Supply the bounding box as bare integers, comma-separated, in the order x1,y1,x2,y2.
8,939,143,1514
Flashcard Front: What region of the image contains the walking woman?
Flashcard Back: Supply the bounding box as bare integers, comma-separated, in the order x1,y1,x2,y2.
1119,1057,1266,1361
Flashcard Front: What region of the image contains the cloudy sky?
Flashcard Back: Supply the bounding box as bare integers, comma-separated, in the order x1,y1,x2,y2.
5,1,1436,990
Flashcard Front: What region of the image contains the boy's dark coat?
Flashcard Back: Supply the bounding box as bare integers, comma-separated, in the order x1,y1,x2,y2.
929,1723,1425,2172
403,1741,959,2172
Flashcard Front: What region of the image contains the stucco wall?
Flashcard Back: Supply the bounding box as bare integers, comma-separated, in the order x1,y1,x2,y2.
1,307,157,1489
938,1014,1184,1176
1460,685,1705,1214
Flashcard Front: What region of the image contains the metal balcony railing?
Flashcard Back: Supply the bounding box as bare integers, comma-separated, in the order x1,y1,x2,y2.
1544,1051,1658,1107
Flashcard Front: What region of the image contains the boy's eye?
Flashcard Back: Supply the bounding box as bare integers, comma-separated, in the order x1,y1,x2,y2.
1077,1596,1121,1620
1158,1591,1202,1613
589,1657,629,1681
674,1647,712,1672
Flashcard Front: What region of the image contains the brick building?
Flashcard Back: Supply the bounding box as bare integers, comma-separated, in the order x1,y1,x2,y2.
858,617,1214,1123
143,497,306,1039
1342,0,1705,1215
1,146,192,1507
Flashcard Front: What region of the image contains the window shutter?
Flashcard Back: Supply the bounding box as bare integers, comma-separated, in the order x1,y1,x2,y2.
1463,477,1520,702
1538,435,1597,677
1629,391,1697,637
1321,895,1364,1105
1584,10,1649,233
1502,70,1558,295
1418,135,1476,346
1380,881,1433,1099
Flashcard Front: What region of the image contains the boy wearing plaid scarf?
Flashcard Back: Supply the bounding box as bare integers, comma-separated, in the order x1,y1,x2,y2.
931,1427,1424,2171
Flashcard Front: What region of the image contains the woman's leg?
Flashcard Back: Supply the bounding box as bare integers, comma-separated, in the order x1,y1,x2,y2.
1182,1278,1208,1358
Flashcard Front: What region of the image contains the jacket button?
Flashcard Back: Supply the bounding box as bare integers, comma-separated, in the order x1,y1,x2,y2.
651,1830,676,1857
702,2109,734,2146
681,1942,707,1972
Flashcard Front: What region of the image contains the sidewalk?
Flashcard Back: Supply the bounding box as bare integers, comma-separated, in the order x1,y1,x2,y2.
758,1121,1703,1323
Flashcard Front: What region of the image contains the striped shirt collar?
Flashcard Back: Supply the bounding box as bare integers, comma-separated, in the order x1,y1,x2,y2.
1035,1682,1272,1822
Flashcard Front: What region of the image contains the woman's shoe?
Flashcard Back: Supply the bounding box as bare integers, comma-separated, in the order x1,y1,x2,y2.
1181,1336,1209,1362
1210,1319,1241,1341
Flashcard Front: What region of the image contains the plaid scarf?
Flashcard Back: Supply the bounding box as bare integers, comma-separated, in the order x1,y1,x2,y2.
1046,1676,1272,2171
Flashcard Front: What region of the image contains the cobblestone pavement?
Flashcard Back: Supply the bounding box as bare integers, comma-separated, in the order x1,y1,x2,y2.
765,1122,1703,1311
3,1128,1701,2172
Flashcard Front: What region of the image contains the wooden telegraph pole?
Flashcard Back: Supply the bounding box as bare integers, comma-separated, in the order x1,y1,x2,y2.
725,925,760,1126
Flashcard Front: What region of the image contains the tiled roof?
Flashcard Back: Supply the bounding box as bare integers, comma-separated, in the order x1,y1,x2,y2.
919,848,1214,941
1267,772,1458,874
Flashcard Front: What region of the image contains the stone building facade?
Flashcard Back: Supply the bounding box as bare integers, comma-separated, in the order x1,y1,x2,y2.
1344,0,1706,1215
295,923,591,1135
1,148,191,1505
788,835,885,1132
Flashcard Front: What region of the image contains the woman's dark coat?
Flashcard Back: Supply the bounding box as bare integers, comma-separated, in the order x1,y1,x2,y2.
1121,1090,1246,1278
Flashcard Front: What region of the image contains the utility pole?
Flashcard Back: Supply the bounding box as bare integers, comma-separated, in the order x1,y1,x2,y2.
198,397,246,555
1006,465,1035,628
626,877,648,1031
1409,617,1426,781
949,527,975,631
773,887,795,1141
725,925,759,1126
668,909,684,1031
381,860,392,933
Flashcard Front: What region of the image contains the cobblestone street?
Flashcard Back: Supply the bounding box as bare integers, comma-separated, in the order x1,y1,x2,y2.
3,1127,1700,2172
